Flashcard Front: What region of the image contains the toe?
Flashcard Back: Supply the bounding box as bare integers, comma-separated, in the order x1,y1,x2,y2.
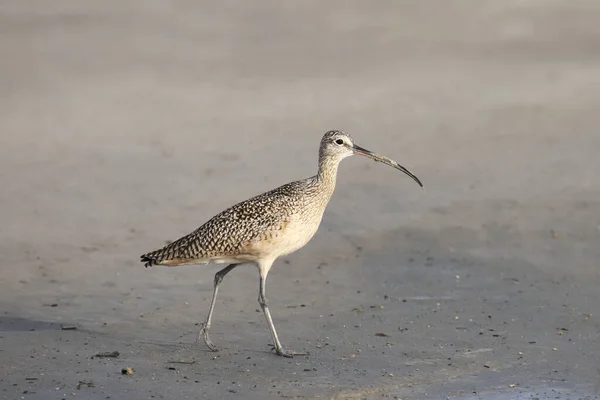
275,348,300,358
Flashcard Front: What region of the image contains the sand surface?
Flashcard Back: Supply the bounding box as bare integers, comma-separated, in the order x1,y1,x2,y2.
1,1,599,399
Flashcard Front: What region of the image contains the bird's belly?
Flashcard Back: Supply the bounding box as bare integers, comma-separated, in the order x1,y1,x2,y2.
276,216,323,257
247,216,322,260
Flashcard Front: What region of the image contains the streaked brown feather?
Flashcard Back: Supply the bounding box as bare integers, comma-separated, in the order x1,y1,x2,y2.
140,179,320,267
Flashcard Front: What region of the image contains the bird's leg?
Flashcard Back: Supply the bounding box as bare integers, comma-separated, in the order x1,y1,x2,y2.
257,267,308,358
197,263,238,351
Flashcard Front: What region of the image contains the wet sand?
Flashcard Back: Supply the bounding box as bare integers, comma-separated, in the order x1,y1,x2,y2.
1,1,599,399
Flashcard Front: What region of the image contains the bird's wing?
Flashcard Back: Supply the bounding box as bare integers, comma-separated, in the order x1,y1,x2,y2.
141,181,305,267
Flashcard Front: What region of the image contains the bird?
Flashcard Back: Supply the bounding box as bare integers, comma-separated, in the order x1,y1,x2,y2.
140,130,423,357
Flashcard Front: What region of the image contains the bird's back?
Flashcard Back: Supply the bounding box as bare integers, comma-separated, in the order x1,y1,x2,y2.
141,178,321,267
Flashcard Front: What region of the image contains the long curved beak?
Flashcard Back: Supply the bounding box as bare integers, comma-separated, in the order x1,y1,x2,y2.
352,144,423,188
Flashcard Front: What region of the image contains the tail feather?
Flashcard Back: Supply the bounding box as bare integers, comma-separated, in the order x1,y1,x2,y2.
141,226,208,268
141,252,160,268
141,236,196,268
141,244,176,267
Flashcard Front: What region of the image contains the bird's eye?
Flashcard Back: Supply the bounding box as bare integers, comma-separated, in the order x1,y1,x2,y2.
335,139,344,145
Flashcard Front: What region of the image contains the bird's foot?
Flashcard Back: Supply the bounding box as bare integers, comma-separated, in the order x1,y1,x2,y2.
268,344,309,358
196,323,219,352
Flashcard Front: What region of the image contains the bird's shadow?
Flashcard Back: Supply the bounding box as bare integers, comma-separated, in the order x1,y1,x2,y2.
0,315,64,332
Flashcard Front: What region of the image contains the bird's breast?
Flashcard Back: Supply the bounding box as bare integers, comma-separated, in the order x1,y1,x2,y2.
242,200,327,260
275,198,330,257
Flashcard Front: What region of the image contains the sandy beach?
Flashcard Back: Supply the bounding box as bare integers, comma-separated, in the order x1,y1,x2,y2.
1,1,599,399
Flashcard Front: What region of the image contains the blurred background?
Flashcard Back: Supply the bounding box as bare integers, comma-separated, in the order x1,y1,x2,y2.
1,1,599,399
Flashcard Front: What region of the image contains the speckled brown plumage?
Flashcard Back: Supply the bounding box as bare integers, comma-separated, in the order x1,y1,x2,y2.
140,177,324,267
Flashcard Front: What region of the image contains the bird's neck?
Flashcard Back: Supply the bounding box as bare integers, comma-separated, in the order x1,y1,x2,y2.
316,155,340,195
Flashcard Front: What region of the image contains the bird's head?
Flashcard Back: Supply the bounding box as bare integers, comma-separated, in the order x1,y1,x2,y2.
319,130,423,188
319,130,356,161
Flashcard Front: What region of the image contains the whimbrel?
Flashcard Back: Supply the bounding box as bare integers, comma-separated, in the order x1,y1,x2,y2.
141,130,423,357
